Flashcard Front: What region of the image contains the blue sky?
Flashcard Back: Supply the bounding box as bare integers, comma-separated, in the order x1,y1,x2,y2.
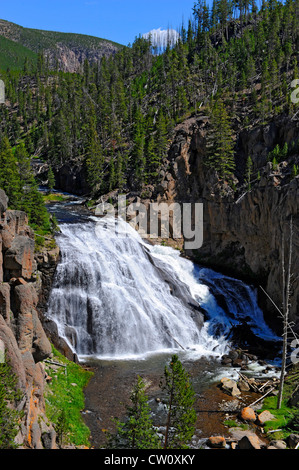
1,0,198,46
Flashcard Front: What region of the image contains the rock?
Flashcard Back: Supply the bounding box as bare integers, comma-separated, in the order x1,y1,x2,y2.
4,235,35,280
288,384,299,407
270,440,287,449
238,434,261,449
232,358,244,367
240,407,257,422
0,188,8,214
257,410,276,425
0,283,10,322
41,430,58,449
238,379,250,392
287,433,299,449
221,354,232,365
207,436,227,448
220,377,241,397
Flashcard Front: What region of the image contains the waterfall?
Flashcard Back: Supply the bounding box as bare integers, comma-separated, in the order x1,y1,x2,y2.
47,216,280,360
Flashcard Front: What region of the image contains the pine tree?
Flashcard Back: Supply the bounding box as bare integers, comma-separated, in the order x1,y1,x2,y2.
0,352,23,449
107,376,161,449
206,100,235,178
0,137,23,208
160,355,197,449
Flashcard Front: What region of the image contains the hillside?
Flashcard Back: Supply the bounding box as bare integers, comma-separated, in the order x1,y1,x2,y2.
0,19,123,72
0,35,38,70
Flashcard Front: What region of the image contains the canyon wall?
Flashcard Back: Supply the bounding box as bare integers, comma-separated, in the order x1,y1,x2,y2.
0,189,59,448
158,115,299,333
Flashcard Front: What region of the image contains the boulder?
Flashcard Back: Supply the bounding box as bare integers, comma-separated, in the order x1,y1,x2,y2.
207,436,227,448
287,434,299,449
41,430,58,450
257,410,276,425
4,235,36,280
269,440,287,449
220,377,241,397
288,384,299,408
240,407,257,422
238,434,261,449
238,379,250,392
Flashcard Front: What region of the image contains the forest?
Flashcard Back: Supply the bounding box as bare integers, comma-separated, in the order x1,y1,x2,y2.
0,0,298,235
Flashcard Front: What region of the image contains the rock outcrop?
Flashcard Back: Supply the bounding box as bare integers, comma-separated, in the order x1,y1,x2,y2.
156,115,299,333
0,189,59,448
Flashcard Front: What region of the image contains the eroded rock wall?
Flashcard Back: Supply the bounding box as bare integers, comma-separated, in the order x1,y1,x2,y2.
0,189,58,448
159,116,299,332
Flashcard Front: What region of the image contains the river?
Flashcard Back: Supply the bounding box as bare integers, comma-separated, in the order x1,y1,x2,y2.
45,194,282,448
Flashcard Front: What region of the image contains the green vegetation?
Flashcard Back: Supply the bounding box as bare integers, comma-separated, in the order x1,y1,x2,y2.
0,136,53,238
160,354,197,449
0,0,298,201
0,35,37,71
107,355,196,449
0,19,122,63
0,352,24,449
44,346,93,448
257,365,299,442
223,419,249,430
107,376,161,449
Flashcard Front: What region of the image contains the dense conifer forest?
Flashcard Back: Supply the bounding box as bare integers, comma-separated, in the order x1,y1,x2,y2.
0,0,298,234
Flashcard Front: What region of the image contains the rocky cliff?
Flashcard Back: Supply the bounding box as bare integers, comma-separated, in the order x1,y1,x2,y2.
156,115,299,333
0,189,59,448
0,19,122,73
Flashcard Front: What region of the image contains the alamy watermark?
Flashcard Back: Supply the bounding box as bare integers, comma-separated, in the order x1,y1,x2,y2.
291,79,299,104
291,339,299,365
95,195,204,250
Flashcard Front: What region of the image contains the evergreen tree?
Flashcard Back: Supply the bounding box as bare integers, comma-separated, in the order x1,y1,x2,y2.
0,352,23,449
206,100,235,178
0,137,23,208
107,376,161,449
160,355,197,449
45,167,55,195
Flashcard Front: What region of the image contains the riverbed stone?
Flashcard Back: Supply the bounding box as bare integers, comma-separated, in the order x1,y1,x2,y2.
240,407,257,422
207,436,227,448
257,410,276,425
270,440,287,449
287,433,299,448
238,434,261,449
220,377,241,397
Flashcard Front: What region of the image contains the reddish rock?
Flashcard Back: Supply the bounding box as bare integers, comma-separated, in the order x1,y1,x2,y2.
240,406,257,422
4,235,36,280
207,436,227,448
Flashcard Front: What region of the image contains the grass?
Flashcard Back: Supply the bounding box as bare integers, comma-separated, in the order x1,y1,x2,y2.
223,419,249,430
42,193,66,203
257,395,298,441
257,365,299,442
44,346,93,448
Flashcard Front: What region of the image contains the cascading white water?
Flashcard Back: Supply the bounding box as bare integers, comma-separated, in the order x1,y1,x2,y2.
47,216,280,360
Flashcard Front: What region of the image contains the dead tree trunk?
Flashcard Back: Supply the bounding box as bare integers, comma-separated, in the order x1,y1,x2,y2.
277,218,293,410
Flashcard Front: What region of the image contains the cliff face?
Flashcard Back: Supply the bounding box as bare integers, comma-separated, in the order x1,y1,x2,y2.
158,116,299,333
0,189,59,448
0,19,122,73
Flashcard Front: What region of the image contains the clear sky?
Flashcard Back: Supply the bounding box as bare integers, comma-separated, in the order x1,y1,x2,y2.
1,0,198,46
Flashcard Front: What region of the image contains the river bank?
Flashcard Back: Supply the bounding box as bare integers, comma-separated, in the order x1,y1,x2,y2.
42,194,298,450
81,351,282,449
